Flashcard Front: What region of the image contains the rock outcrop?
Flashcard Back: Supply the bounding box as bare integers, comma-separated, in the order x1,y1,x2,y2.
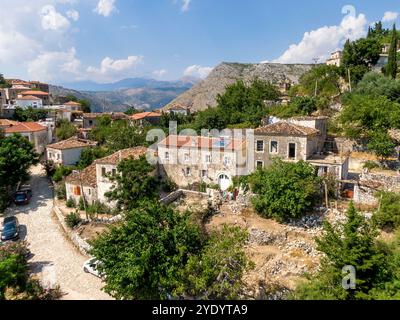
164,62,315,112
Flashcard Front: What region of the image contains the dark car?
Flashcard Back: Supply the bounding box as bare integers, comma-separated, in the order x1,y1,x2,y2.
13,188,32,205
1,217,20,242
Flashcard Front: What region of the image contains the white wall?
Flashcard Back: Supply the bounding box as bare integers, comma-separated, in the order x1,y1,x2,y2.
47,147,86,166
15,99,43,109
66,182,98,206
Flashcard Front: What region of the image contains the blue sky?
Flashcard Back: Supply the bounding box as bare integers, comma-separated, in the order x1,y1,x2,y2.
0,0,399,85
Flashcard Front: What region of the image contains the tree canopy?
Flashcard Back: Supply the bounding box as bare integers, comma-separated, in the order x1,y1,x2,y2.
56,119,77,141
249,159,321,222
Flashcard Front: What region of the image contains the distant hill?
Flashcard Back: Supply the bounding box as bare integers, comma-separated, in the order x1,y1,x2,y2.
50,77,199,112
163,62,315,112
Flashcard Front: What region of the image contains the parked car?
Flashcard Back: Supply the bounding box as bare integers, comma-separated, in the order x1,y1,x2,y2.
83,258,105,278
13,186,32,205
1,217,20,242
1,216,18,231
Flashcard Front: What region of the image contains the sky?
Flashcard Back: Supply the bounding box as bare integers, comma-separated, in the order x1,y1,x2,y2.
0,0,399,85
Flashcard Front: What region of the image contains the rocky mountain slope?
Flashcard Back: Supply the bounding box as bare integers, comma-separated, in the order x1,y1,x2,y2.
164,62,315,112
50,78,196,112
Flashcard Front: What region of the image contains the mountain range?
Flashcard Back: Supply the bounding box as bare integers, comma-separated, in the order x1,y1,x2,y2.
49,77,199,113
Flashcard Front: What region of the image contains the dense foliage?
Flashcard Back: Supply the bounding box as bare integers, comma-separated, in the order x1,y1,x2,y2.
105,156,158,211
91,201,252,300
373,192,400,230
291,203,399,300
56,119,77,141
77,147,111,169
249,159,321,222
13,107,48,122
0,73,11,88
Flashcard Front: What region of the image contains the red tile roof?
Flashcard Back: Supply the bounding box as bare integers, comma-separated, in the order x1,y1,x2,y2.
255,122,319,136
16,95,42,101
96,147,148,165
159,135,246,151
3,122,47,134
130,112,161,120
47,137,97,150
20,90,49,96
65,101,81,106
65,163,97,188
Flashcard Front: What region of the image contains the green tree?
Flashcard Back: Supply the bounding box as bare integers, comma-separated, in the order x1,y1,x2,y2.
13,107,48,122
0,134,39,209
105,156,157,211
355,72,400,103
386,24,398,79
0,73,11,89
373,192,400,230
367,130,396,162
77,147,110,169
292,203,391,300
90,201,203,300
56,119,77,140
249,159,321,222
78,99,91,113
182,225,253,299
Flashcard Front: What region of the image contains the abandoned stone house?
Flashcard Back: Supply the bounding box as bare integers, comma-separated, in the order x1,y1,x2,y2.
65,146,149,207
158,135,247,191
253,117,349,181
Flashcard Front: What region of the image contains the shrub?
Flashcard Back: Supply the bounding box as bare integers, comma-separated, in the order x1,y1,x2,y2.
66,198,76,208
52,166,74,183
65,211,82,229
78,197,87,211
55,184,67,200
363,160,379,171
161,177,178,193
249,159,322,222
373,192,400,229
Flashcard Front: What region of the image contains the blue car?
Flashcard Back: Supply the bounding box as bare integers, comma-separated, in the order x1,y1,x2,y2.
1,217,20,242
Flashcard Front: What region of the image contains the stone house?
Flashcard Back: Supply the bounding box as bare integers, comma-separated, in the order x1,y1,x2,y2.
1,120,49,154
65,163,98,205
19,90,50,105
46,137,97,166
82,112,128,129
15,95,43,109
95,147,149,204
253,117,348,181
158,135,247,191
326,50,343,67
130,112,161,126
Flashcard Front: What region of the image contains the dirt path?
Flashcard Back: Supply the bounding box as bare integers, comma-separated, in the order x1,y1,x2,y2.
5,165,111,300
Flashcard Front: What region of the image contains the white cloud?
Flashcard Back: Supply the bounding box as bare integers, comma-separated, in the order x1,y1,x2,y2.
94,0,118,17
87,55,144,82
152,69,167,79
273,13,368,64
27,48,82,82
40,5,71,31
182,0,191,12
66,9,79,21
382,11,399,23
183,65,213,79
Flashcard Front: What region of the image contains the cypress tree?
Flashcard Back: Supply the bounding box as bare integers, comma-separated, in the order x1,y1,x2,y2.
386,24,398,79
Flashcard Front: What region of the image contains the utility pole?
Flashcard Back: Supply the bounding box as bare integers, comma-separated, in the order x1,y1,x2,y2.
348,68,352,92
313,58,320,97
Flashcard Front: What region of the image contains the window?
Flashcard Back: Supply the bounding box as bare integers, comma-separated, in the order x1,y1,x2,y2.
89,120,93,126
270,141,278,153
256,140,264,152
49,152,52,159
112,169,117,176
224,156,231,166
88,189,91,195
101,167,107,177
201,170,207,178
184,153,190,162
205,155,212,164
57,153,60,160
73,186,81,196
289,143,296,159
185,167,191,176
165,152,169,160
256,161,264,170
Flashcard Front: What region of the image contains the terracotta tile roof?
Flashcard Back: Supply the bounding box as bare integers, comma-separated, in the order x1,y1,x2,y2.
255,122,319,136
0,119,19,127
159,135,246,151
47,137,97,150
130,112,161,120
65,163,97,188
16,95,42,101
96,147,148,165
3,121,47,134
20,90,49,96
65,101,81,106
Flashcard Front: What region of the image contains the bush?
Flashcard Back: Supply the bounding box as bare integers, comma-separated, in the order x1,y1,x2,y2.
43,160,56,177
66,198,76,208
161,177,178,193
52,166,74,183
55,184,67,200
363,160,379,171
373,192,400,229
249,159,322,222
78,197,87,211
65,211,82,229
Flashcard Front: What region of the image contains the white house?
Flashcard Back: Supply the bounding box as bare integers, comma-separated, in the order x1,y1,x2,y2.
15,95,43,109
65,163,98,205
46,137,97,166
